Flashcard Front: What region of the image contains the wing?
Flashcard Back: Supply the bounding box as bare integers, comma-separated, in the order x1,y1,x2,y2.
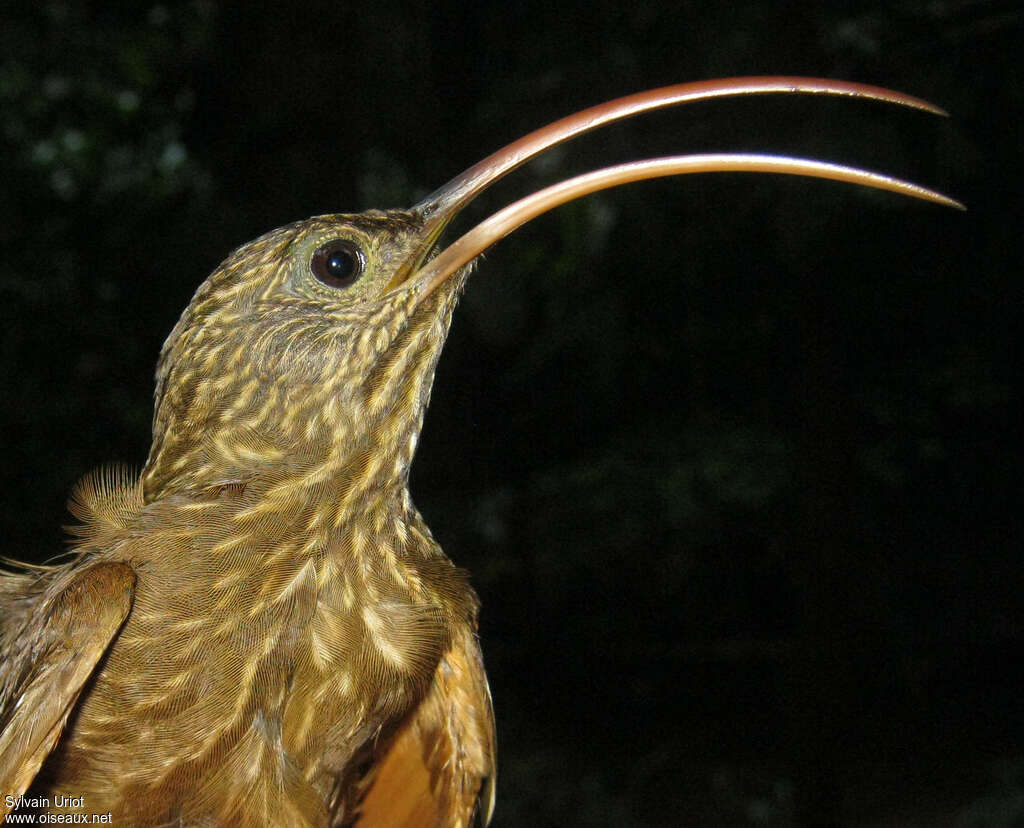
355,624,497,827
0,561,135,814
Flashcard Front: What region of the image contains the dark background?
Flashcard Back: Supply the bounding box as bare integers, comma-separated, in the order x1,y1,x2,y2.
0,1,1019,825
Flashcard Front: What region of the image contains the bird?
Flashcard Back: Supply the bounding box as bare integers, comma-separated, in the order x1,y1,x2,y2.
0,78,959,826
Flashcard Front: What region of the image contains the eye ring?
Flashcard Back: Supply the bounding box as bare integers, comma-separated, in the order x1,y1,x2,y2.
310,240,364,289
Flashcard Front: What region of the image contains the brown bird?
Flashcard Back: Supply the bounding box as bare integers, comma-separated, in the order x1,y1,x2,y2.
0,78,958,826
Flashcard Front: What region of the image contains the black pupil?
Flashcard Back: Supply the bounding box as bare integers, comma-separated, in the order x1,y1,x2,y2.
312,242,360,287
326,249,353,280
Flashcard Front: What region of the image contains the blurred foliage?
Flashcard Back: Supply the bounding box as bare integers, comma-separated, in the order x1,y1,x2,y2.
0,1,215,554
0,0,1020,824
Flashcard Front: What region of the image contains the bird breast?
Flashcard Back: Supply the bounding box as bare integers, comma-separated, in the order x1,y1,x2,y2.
41,498,459,825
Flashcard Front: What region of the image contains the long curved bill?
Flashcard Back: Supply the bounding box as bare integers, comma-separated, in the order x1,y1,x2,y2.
389,76,962,300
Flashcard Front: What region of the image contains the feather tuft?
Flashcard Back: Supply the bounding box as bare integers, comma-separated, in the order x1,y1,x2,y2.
65,464,144,542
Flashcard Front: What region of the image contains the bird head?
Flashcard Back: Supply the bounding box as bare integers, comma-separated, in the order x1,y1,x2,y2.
140,210,459,504
140,77,959,507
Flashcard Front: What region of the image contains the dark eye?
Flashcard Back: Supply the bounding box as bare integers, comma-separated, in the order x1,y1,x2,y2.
310,240,363,289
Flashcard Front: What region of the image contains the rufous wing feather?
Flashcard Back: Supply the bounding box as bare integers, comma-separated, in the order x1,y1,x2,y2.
0,561,135,814
355,625,496,827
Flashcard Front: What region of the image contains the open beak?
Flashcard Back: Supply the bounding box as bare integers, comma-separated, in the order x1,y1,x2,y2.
387,76,962,301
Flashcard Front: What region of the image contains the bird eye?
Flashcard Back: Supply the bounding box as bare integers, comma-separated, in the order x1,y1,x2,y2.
310,240,364,289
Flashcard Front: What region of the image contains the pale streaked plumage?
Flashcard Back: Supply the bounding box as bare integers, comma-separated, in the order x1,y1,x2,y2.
0,212,494,826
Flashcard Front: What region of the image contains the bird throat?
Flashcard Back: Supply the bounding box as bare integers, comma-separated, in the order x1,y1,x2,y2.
139,262,469,554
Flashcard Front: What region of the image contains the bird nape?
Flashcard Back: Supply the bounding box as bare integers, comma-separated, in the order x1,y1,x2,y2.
0,78,958,827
